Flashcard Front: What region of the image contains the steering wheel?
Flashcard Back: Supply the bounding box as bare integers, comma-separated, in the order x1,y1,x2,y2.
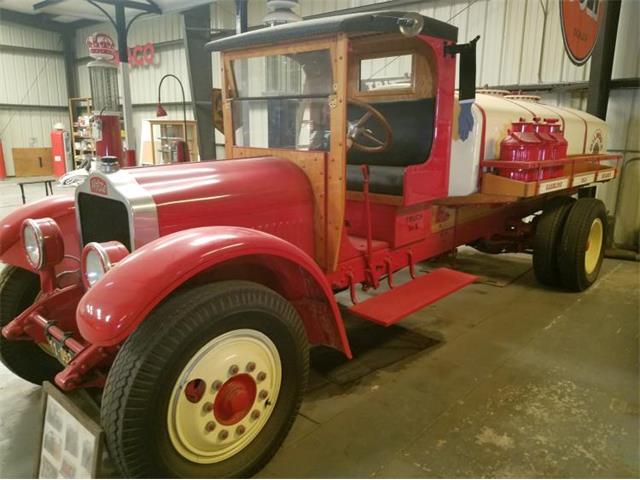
347,99,393,153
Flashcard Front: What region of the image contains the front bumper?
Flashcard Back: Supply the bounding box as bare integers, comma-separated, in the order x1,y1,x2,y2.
1,283,114,390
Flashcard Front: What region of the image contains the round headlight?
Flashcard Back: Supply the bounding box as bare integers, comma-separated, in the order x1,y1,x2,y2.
22,220,43,269
84,246,108,287
81,241,129,288
21,218,64,271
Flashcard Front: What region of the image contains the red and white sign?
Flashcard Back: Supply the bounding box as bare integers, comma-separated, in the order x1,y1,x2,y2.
596,168,615,182
572,172,596,187
86,33,156,68
86,33,116,61
127,43,156,67
89,177,108,196
114,43,156,68
560,0,603,65
538,177,570,194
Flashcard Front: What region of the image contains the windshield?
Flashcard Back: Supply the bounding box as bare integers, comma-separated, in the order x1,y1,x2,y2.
231,49,333,151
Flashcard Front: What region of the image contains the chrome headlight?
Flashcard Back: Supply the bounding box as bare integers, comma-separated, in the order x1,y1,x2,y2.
82,241,129,288
21,218,64,270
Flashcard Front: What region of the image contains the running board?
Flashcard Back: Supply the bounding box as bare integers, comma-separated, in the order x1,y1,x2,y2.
348,268,477,327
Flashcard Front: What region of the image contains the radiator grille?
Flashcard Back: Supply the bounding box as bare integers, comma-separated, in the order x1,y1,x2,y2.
77,192,131,251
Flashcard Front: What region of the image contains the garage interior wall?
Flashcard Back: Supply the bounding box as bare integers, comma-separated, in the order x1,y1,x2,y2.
0,21,70,177
0,0,637,247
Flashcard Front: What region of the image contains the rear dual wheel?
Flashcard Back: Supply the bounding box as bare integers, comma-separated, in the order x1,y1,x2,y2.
558,198,606,291
533,197,606,291
101,281,308,478
533,196,576,286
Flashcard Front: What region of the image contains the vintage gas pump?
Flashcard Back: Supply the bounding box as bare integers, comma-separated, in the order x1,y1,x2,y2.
50,122,72,178
86,33,124,165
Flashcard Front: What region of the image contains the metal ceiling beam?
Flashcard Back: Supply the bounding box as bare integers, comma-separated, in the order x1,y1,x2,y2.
33,0,67,10
89,0,161,14
0,8,100,32
66,18,102,29
183,3,215,159
483,77,639,94
0,8,66,32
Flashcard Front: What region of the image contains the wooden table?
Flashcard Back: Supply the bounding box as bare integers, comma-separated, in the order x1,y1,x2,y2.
17,178,55,204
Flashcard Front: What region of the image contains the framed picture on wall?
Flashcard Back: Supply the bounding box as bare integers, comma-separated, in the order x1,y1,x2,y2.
35,382,104,479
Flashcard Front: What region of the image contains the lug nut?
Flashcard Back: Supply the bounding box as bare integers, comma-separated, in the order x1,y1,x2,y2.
205,421,216,432
203,402,214,413
246,362,256,373
218,430,229,440
229,364,239,376
259,389,268,400
211,380,222,392
256,371,266,382
236,425,246,435
251,410,260,420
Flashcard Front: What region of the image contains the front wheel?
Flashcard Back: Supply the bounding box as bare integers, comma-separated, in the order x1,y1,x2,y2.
0,265,62,384
101,281,309,478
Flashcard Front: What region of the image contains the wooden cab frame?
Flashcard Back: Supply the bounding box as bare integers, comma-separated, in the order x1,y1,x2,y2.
220,35,348,271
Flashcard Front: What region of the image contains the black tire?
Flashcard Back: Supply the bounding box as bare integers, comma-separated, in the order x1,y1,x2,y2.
0,265,63,384
558,198,607,291
532,196,576,286
101,280,309,478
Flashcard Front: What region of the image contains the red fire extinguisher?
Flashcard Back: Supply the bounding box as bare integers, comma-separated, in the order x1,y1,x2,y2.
50,123,72,178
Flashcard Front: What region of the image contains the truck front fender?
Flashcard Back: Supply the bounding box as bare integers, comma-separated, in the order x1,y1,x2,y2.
77,227,351,357
0,195,79,270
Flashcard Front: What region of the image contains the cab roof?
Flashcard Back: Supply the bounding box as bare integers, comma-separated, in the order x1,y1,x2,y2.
205,11,458,52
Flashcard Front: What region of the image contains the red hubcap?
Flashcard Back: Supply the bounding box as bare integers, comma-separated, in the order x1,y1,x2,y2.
213,374,257,425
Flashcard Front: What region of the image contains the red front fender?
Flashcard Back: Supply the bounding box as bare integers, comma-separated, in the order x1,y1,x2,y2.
0,194,79,270
77,227,351,357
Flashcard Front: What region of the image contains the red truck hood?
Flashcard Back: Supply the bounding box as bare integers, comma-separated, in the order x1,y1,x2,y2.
79,156,316,257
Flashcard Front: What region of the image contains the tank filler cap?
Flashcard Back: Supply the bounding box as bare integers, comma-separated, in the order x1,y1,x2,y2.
98,156,120,174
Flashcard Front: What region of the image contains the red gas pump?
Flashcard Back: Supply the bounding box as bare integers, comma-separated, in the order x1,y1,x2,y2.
50,123,72,178
86,33,124,165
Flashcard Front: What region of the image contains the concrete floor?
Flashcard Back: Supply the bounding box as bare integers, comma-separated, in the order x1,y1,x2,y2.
1,177,638,478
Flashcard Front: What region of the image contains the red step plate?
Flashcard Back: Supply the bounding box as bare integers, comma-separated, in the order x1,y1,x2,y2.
348,268,477,327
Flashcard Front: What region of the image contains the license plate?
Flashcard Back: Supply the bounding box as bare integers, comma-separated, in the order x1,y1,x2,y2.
47,336,75,365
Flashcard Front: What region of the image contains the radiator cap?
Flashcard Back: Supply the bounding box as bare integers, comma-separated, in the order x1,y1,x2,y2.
99,156,119,174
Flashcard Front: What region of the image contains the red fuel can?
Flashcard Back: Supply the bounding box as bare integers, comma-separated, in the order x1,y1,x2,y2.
545,118,568,178
532,118,558,180
499,118,541,181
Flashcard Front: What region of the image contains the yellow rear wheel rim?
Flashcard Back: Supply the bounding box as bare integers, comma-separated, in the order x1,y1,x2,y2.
585,218,603,275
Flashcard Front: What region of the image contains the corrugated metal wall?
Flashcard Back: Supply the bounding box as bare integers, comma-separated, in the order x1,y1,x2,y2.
0,21,69,176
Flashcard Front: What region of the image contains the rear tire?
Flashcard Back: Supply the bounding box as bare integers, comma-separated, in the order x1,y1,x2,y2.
532,196,575,286
0,265,62,384
557,198,607,291
101,281,309,478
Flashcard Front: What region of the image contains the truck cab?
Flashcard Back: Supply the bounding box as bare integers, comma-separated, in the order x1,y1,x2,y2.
210,12,457,276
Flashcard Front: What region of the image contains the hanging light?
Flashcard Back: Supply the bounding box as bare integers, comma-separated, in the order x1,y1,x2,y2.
155,104,168,117
263,0,301,26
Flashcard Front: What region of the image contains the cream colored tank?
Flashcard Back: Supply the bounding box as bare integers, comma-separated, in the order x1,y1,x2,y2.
448,92,608,196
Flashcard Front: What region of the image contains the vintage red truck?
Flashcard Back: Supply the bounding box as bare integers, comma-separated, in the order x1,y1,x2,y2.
0,11,619,478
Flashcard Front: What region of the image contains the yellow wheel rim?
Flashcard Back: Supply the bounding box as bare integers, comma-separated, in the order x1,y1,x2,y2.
167,329,281,464
585,218,603,275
